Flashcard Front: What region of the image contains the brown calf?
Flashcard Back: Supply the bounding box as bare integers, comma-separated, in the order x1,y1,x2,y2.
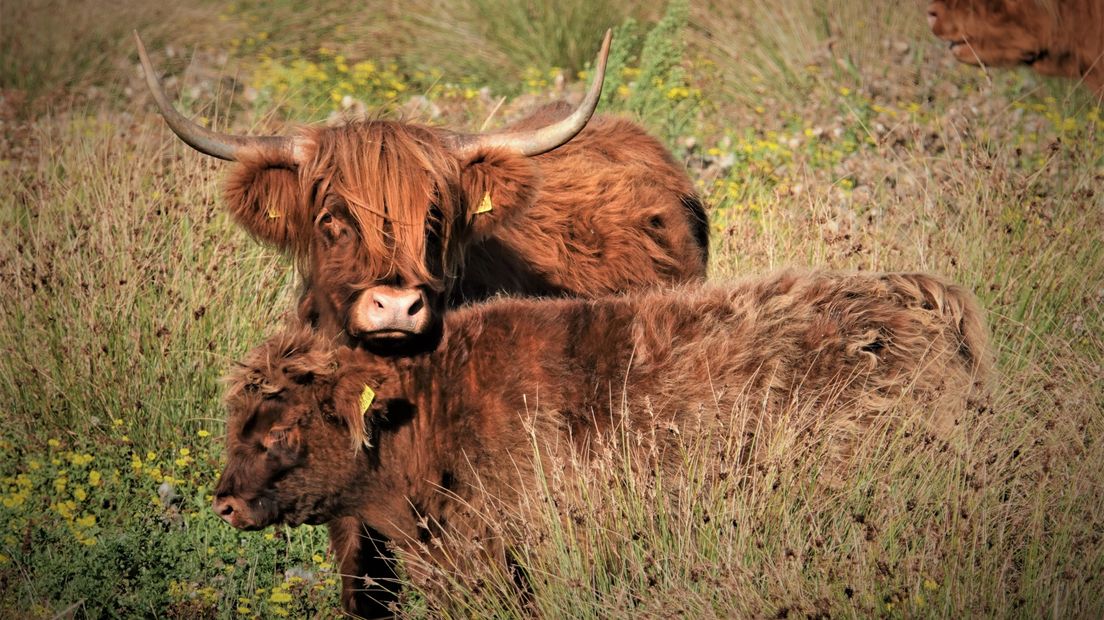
928,0,1104,95
214,271,990,607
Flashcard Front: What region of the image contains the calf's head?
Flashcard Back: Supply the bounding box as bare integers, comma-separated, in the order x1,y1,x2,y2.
135,31,610,348
213,329,395,529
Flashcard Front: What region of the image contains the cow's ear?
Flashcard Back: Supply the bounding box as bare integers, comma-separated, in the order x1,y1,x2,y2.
224,149,313,253
458,148,540,239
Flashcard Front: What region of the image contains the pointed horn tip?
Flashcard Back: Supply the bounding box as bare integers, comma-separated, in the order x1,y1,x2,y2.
592,29,612,74
133,30,147,59
590,29,612,84
134,31,155,79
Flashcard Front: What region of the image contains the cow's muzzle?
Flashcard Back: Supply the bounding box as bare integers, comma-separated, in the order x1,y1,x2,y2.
348,286,431,339
212,494,264,530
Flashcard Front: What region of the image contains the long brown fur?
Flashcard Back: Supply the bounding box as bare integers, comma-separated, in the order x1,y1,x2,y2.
222,103,707,343
215,270,991,608
223,102,708,618
928,0,1104,95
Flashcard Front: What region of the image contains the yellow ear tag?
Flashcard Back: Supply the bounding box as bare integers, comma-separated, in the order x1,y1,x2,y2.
359,385,376,414
475,191,493,214
266,207,282,219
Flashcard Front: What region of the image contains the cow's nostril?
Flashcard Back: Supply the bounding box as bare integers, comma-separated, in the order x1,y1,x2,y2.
407,296,424,316
219,502,234,516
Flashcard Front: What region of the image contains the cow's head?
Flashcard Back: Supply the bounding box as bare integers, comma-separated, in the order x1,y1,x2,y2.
135,31,610,348
213,329,397,529
927,0,1056,67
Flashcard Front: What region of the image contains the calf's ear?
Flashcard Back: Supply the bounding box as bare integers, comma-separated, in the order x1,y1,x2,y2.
458,148,540,240
224,149,313,253
263,423,302,452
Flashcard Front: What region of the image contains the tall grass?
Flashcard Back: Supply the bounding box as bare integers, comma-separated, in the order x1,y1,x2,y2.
1,0,1102,617
0,0,226,105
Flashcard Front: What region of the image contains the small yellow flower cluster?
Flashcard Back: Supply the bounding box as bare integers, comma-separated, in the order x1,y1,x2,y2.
666,86,693,101
168,580,220,606
1,474,31,509
251,50,421,117
267,579,296,617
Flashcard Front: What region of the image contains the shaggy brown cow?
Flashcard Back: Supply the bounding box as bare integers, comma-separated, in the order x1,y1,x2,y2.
928,0,1104,95
134,32,709,351
137,31,708,615
214,270,990,607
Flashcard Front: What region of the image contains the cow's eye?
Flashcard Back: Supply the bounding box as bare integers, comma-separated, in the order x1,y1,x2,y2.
318,212,333,225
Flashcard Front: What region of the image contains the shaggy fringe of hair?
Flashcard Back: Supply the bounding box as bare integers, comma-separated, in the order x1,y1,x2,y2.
224,327,336,401
298,123,465,292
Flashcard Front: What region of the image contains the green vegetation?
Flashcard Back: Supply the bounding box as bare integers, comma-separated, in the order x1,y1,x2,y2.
2,0,1102,617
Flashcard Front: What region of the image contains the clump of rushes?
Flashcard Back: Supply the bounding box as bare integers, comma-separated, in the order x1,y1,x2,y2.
599,0,703,144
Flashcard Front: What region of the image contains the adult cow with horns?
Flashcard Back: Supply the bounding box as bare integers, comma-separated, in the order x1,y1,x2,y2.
135,30,708,350
135,30,708,617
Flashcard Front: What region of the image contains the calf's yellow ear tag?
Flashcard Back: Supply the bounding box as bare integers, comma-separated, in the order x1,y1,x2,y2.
475,191,493,215
359,385,376,414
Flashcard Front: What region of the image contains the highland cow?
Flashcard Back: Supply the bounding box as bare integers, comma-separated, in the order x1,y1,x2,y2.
213,271,990,608
134,31,709,351
928,0,1104,95
136,31,709,613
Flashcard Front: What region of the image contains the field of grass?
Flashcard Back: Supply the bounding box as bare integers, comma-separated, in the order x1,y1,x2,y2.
1,0,1102,617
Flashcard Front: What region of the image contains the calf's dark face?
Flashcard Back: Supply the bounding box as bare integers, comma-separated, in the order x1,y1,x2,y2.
213,372,361,530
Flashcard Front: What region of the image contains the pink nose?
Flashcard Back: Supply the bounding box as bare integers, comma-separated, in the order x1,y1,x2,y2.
350,286,430,337
372,288,424,318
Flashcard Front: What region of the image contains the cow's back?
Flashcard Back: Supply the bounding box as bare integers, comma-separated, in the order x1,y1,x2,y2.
446,271,989,470
456,103,708,304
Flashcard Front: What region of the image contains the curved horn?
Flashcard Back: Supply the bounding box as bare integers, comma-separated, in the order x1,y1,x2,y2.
451,29,612,159
133,31,297,164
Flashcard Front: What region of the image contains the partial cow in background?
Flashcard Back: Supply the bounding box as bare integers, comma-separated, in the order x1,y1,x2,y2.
213,270,991,606
928,0,1104,95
